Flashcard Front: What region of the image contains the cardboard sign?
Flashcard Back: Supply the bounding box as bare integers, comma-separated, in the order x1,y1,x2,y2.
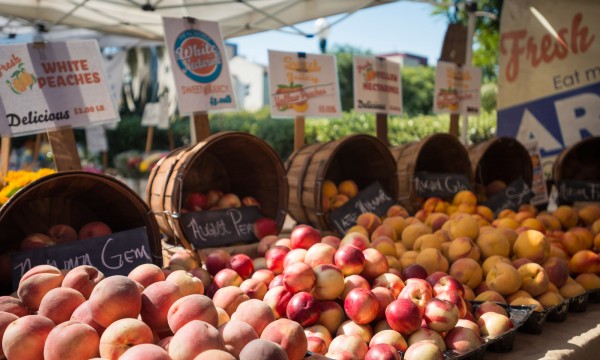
434,61,481,115
268,50,341,118
328,182,396,235
353,56,402,115
162,17,236,113
497,0,600,161
483,178,533,215
0,40,120,137
557,180,600,203
413,172,472,199
10,227,153,289
85,124,108,155
181,206,262,248
523,141,549,205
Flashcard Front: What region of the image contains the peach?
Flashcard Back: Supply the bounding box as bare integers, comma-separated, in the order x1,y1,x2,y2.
444,326,484,353
559,277,587,298
387,204,409,218
0,312,19,358
322,179,338,199
481,255,512,277
403,341,443,360
253,217,278,239
206,189,224,208
398,278,433,315
361,248,389,280
372,272,405,298
313,264,345,300
365,343,401,360
510,297,543,311
257,235,279,256
423,298,458,332
518,263,550,296
239,339,288,360
369,329,408,352
340,232,371,251
513,229,550,263
334,245,366,276
304,324,332,349
185,191,208,211
140,281,183,332
415,248,448,275
212,286,250,316
446,214,480,241
88,275,142,328
252,269,275,287
194,349,236,360
569,250,600,274
347,225,369,237
385,298,422,336
47,224,77,244
407,328,446,351
341,274,371,300
455,318,480,335
448,237,481,263
38,287,86,324
413,233,445,252
535,290,565,309
336,320,373,343
219,319,258,358
436,290,467,319
322,235,341,249
283,261,315,293
187,268,210,289
474,301,508,319
213,268,243,289
477,312,512,337
505,289,532,304
383,216,407,237
486,262,522,296
60,265,105,299
400,250,418,269
2,314,55,360
579,204,600,226
449,258,483,290
372,236,398,256
70,301,105,336
217,193,242,208
17,265,64,310
262,286,293,319
387,256,402,273
79,221,112,240
290,225,321,250
372,224,398,242
204,249,231,276
372,287,395,320
304,243,336,268
230,299,275,336
575,272,600,290
402,222,431,250
474,290,506,304
283,248,307,268
476,229,510,259
216,307,230,327
328,334,368,360
168,320,224,359
43,320,100,360
228,254,254,279
98,318,154,359
0,296,30,317
316,300,346,335
356,212,381,235
344,288,379,325
265,246,290,274
168,294,218,333
20,233,55,250
286,291,320,326
239,278,267,300
554,205,579,229
260,318,308,360
561,230,588,256
119,344,171,360
166,270,204,296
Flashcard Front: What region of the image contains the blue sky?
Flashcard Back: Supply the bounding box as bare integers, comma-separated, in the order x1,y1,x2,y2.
229,1,448,66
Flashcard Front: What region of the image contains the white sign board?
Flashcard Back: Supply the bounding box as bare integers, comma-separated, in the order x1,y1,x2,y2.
434,61,481,115
162,17,236,114
0,40,119,137
353,56,402,115
268,50,341,118
85,124,108,155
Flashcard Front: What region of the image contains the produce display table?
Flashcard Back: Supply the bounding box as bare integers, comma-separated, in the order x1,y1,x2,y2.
485,303,600,360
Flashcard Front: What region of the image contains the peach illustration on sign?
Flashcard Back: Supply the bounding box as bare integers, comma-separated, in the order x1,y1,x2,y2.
7,63,37,94
274,82,308,112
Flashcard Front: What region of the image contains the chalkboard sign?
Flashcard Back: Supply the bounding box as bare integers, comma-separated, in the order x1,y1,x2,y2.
557,180,600,203
483,178,533,215
181,206,263,248
328,182,396,235
413,172,472,199
10,227,153,289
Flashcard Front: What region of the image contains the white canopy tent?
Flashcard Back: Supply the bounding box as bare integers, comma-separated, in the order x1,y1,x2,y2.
0,0,404,41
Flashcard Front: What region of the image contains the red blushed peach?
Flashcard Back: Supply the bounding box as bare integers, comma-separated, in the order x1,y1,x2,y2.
20,232,55,250
62,265,105,299
340,232,371,251
239,278,267,300
433,275,465,297
167,294,219,333
286,291,320,326
369,329,408,352
283,248,307,268
372,287,395,320
78,221,112,240
366,343,401,360
38,287,86,325
212,286,250,316
403,341,444,360
474,301,508,320
261,318,308,360
0,296,30,317
444,327,484,353
70,301,105,336
334,245,366,276
216,307,230,327
258,235,279,256
313,264,345,300
194,349,237,360
127,263,164,289
336,320,373,343
263,286,293,319
275,238,292,248
407,328,446,350
2,314,55,360
305,243,336,268
327,334,368,360
252,268,275,287
290,225,321,250
140,281,183,332
253,217,278,240
231,299,275,336
473,290,507,304
361,248,389,280
316,300,346,335
168,249,199,271
157,336,172,351
0,312,19,358
47,224,78,244
119,344,171,360
239,339,288,360
398,279,433,315
357,212,382,235
204,249,231,276
477,312,513,338
283,261,315,294
424,298,459,332
99,318,153,359
569,250,600,274
43,320,100,360
449,258,483,290
304,324,333,349
385,298,422,337
229,254,254,279
166,270,204,296
322,235,341,249
18,265,64,311
213,268,243,289
435,290,467,319
341,274,371,300
168,320,224,360
307,336,328,355
269,274,284,289
219,319,258,358
88,275,142,328
265,246,290,274
373,273,405,298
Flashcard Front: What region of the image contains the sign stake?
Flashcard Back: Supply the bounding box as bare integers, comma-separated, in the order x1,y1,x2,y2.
376,113,388,146
47,127,82,171
145,126,154,154
0,137,10,185
192,112,210,143
294,116,305,150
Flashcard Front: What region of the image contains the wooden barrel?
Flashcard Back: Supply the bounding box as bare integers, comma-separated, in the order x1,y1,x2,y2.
286,134,398,231
391,133,472,213
0,171,163,292
553,136,600,184
146,131,288,249
468,136,533,196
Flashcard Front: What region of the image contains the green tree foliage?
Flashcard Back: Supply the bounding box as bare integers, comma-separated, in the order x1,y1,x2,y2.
401,66,436,116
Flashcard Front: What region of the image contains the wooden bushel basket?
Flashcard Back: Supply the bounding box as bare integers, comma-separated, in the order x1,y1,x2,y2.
285,134,398,231
391,133,472,213
146,131,288,250
0,171,163,293
469,137,533,196
553,136,600,204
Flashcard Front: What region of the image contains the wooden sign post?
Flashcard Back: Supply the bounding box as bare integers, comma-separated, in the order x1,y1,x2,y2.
47,128,82,171
376,113,388,146
193,112,211,143
439,24,468,138
0,137,10,186
294,116,305,150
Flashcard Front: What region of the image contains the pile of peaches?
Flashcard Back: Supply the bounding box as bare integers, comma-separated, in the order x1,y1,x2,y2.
183,190,261,212
321,179,359,213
